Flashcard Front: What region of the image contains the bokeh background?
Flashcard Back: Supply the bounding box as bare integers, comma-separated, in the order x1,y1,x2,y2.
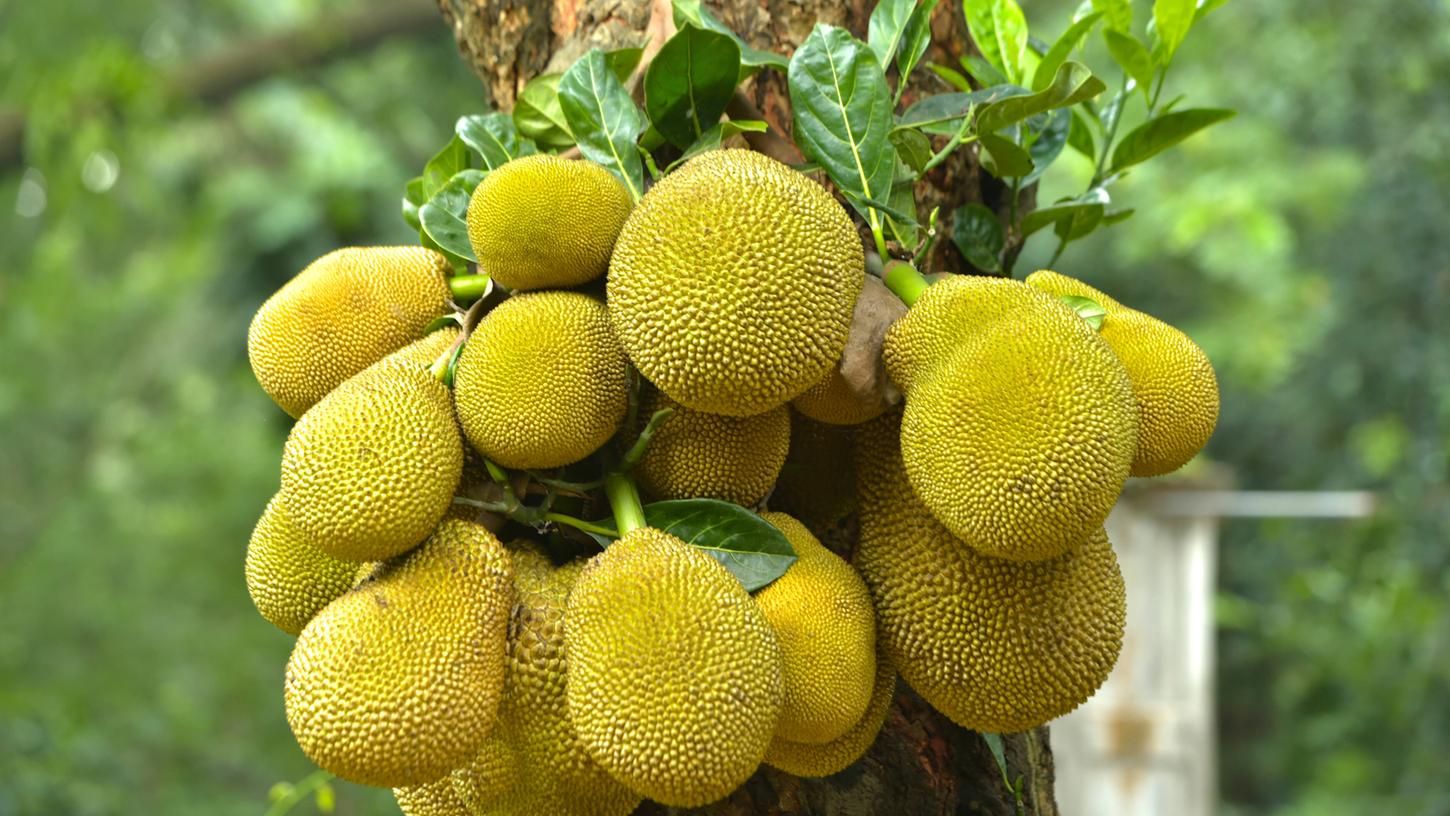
2,1,1446,814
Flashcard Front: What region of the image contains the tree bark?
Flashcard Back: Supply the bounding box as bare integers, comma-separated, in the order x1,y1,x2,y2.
434,2,1055,813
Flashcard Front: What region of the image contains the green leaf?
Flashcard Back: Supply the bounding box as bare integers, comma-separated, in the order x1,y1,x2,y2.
1023,107,1069,184
868,0,915,67
1092,0,1132,32
886,163,922,250
897,0,940,90
959,54,1008,87
1103,29,1153,99
1067,107,1096,157
1020,190,1106,237
513,74,574,151
842,191,920,228
889,127,934,173
605,46,645,82
667,120,768,171
268,783,293,803
1059,294,1107,329
1104,207,1135,225
982,733,1010,783
314,782,336,814
424,312,465,333
1032,11,1102,91
951,203,1003,273
419,169,485,263
962,0,1029,84
401,176,426,231
1054,201,1105,241
558,49,646,201
456,113,536,170
641,499,797,591
644,25,741,149
788,24,897,228
898,87,1009,134
926,62,974,92
1194,0,1232,23
1151,0,1197,65
1109,107,1235,172
977,131,1033,177
421,135,474,199
975,61,1105,133
671,0,788,73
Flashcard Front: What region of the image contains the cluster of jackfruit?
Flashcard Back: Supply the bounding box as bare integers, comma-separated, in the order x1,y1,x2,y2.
239,146,1217,813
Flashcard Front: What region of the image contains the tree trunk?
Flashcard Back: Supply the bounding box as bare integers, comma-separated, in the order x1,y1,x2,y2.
433,1,1055,813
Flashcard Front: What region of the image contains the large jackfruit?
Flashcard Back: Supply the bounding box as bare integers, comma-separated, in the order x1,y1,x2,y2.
754,512,876,744
608,149,865,416
852,414,1125,733
1026,269,1219,476
453,291,628,469
284,518,512,787
450,733,518,814
764,640,896,777
884,275,1137,561
244,494,357,636
565,527,783,807
280,330,463,562
792,366,888,426
467,154,632,291
393,777,470,816
633,389,790,506
248,246,452,417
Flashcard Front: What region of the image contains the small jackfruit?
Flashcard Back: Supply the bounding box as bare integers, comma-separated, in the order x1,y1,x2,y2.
768,411,857,527
244,494,357,636
633,389,790,506
450,733,518,814
393,777,470,816
284,518,512,787
608,149,865,416
565,527,783,807
764,640,896,777
453,291,628,469
280,330,463,562
1026,269,1219,476
466,154,633,291
754,512,876,744
853,414,1125,733
792,366,887,426
248,246,452,417
885,275,1137,561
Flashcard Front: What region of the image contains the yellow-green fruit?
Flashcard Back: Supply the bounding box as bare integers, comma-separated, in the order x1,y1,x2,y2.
393,777,470,816
633,389,790,506
769,412,856,527
608,149,865,416
280,333,464,562
284,518,512,787
453,291,628,469
244,495,358,636
566,527,783,807
466,154,633,290
1026,269,1219,477
886,275,1137,561
853,415,1125,733
754,512,876,744
882,275,1043,395
451,733,518,814
764,641,896,777
792,366,886,425
248,246,452,417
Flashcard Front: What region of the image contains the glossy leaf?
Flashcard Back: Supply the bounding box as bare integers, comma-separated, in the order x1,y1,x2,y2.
975,61,1105,133
1103,29,1153,99
927,62,974,92
1024,108,1070,184
667,120,768,170
978,131,1033,177
1067,107,1097,157
1092,0,1132,32
1110,107,1235,172
898,87,1011,134
401,176,426,231
1033,11,1102,91
456,113,536,170
645,25,741,149
672,0,788,72
897,0,940,90
421,135,473,199
951,203,1003,273
605,46,644,82
1059,294,1106,330
889,127,934,173
1054,198,1106,241
1020,190,1106,238
558,49,646,201
960,54,1009,87
419,169,485,262
869,0,915,67
513,74,574,151
642,499,797,592
1152,0,1197,65
963,0,1029,83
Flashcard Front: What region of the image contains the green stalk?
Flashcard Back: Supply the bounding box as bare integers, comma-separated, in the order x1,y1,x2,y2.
541,512,619,538
883,260,931,307
603,472,647,536
448,273,492,303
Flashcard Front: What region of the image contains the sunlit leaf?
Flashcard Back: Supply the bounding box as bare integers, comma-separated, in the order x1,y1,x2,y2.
1109,107,1235,172
1092,0,1132,32
1059,294,1107,329
1152,0,1197,65
421,134,473,199
1032,11,1102,92
1103,29,1153,99
558,49,646,201
419,169,485,262
963,0,1029,83
868,0,915,67
456,112,536,170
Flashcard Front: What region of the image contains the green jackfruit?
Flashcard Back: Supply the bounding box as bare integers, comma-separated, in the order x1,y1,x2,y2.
467,154,632,290
244,494,357,636
764,639,896,777
769,411,857,527
633,389,790,506
1026,269,1219,476
565,527,783,807
393,777,470,816
608,149,865,416
853,414,1125,733
755,512,876,744
792,366,887,426
453,291,628,469
284,518,512,787
451,733,518,814
248,246,452,417
280,330,463,562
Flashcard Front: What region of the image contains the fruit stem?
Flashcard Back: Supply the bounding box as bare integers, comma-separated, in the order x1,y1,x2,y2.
541,512,619,538
883,260,931,306
447,273,492,303
603,472,647,536
618,406,675,472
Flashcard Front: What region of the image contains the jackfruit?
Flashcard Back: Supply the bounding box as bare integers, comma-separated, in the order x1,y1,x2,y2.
565,527,783,807
633,389,790,506
280,330,463,562
884,275,1137,561
754,512,876,744
764,640,896,777
1026,269,1219,476
768,412,857,527
453,291,628,469
244,494,357,636
450,733,518,814
393,777,470,816
467,154,632,290
248,246,452,417
608,149,865,416
852,414,1125,733
792,366,887,426
284,518,512,787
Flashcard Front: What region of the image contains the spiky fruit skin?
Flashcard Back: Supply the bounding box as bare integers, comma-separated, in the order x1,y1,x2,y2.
770,411,857,527
885,276,1138,561
565,527,783,807
853,414,1125,733
280,332,463,562
393,777,470,816
754,513,876,744
608,149,865,416
284,518,512,787
248,246,451,417
764,640,896,777
466,154,632,290
634,389,790,506
453,291,628,469
792,366,887,425
451,734,518,814
1026,269,1219,476
244,495,358,636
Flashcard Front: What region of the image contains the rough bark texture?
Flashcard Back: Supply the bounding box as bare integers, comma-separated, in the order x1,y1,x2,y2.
433,1,1055,813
